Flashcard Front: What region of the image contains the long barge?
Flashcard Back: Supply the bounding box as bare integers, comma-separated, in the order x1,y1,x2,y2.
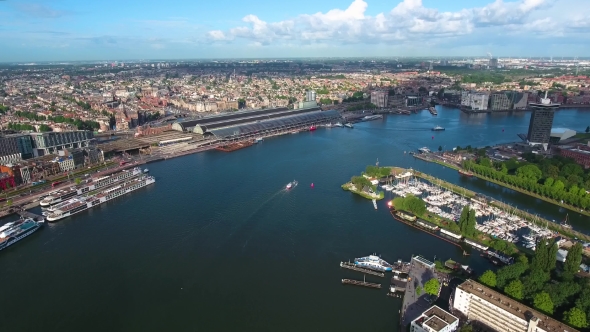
216,141,254,152
40,167,142,207
0,218,44,251
46,175,155,222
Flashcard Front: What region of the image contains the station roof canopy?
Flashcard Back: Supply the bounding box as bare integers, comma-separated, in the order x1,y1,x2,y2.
209,110,341,140
550,127,576,141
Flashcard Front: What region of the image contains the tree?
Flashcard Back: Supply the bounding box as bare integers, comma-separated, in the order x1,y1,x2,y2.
565,307,588,328
516,164,542,182
504,279,524,300
523,269,550,298
438,145,442,152
544,282,580,308
479,270,497,288
531,240,549,272
586,126,590,133
534,292,554,314
496,262,528,289
404,195,427,215
5,199,12,206
416,286,423,295
458,206,476,237
546,242,558,272
74,178,82,185
424,278,440,296
38,124,53,132
563,243,584,278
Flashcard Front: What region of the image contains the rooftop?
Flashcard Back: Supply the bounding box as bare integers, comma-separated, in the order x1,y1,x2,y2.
458,280,579,332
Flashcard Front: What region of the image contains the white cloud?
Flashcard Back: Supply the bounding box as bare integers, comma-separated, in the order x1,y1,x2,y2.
206,0,585,49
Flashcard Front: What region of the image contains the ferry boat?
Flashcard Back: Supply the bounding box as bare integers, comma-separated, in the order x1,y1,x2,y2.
40,168,142,207
254,137,264,143
286,180,298,190
344,123,354,128
354,254,393,272
458,169,474,177
143,168,149,173
432,125,445,131
0,218,44,251
334,122,343,127
46,175,155,222
428,107,438,116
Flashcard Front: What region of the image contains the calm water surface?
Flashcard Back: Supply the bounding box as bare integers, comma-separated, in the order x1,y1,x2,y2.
1,107,589,331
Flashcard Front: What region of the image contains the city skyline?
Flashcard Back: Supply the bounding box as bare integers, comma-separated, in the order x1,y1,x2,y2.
1,0,589,62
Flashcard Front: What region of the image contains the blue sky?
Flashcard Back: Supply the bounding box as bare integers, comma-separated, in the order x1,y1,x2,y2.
0,0,588,62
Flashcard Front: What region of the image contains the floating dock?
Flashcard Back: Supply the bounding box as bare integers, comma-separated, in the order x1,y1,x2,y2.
342,278,381,289
340,262,385,277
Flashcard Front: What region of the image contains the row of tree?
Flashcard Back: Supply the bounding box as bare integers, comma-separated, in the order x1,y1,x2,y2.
6,123,52,132
463,159,590,209
13,111,100,131
392,195,427,216
478,240,587,328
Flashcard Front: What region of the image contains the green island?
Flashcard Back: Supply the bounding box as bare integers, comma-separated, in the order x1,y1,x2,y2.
341,165,389,200
477,240,589,329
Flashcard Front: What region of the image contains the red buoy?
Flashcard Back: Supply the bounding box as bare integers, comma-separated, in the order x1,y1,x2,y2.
311,183,314,188
432,136,434,139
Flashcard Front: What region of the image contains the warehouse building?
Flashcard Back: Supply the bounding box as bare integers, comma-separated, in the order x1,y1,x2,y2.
171,103,342,140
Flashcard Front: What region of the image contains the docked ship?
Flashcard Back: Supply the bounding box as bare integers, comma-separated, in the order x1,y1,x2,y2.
432,125,445,131
309,125,317,131
418,147,431,154
428,107,438,116
0,218,44,251
46,175,156,222
354,254,393,272
458,169,474,177
40,167,143,207
344,123,354,128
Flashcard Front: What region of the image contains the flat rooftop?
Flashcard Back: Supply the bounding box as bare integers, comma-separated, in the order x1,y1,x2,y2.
458,280,578,332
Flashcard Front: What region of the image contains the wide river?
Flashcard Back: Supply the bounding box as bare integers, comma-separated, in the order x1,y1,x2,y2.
1,107,589,331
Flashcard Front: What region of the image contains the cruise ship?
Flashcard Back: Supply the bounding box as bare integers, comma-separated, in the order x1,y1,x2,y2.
46,175,155,222
354,254,393,272
0,218,44,251
40,167,142,207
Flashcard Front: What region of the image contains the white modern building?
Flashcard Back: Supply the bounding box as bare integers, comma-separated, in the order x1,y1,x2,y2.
453,280,578,332
410,305,458,332
550,128,576,142
461,91,489,111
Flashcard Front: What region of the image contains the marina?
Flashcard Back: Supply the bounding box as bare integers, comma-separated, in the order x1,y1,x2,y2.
339,261,385,277
384,169,560,253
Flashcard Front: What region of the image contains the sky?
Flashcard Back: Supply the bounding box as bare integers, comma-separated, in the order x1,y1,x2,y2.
0,0,589,62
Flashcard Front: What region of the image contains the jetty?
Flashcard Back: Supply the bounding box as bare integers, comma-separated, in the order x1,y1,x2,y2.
340,262,385,277
17,210,44,222
342,278,381,289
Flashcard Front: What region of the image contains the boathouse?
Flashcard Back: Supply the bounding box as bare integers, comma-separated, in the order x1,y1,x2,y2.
416,219,440,231
396,211,417,222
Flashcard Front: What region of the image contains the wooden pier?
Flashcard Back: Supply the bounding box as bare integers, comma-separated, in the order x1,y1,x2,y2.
340,262,385,277
341,278,381,289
